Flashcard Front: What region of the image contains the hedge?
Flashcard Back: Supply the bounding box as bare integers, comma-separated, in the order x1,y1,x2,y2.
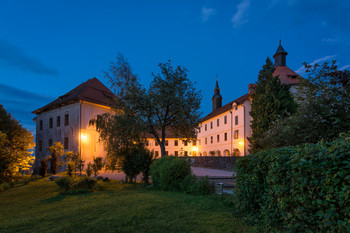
235,133,350,232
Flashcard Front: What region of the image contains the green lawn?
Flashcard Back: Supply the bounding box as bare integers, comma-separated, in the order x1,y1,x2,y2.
0,178,256,233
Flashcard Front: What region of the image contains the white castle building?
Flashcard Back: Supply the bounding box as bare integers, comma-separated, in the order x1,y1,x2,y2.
197,41,300,156
33,41,301,169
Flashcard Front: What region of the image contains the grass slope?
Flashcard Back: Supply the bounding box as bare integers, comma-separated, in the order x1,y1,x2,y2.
0,178,256,233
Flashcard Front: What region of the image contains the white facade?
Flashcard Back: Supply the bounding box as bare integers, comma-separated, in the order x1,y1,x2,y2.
146,138,198,157
197,99,251,157
34,101,112,169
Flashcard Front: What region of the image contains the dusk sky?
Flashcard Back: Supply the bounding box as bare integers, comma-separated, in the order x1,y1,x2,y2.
0,0,349,133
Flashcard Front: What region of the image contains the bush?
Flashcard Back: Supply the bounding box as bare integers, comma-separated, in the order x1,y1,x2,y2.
0,182,11,192
92,156,103,176
67,161,75,177
179,175,214,195
150,156,191,191
39,159,48,177
235,133,350,232
55,176,96,192
86,162,93,177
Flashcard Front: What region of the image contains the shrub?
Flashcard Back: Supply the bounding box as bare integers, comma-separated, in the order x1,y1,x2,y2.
92,156,103,176
76,158,85,175
67,161,75,177
86,162,93,177
55,176,96,192
0,182,11,192
55,176,73,191
150,156,191,191
235,133,350,232
39,159,48,177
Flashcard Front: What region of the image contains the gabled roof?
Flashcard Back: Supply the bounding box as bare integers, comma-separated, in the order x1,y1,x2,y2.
200,93,250,123
33,78,116,114
273,66,301,85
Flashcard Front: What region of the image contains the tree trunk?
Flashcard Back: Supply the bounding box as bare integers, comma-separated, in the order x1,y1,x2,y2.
160,142,166,157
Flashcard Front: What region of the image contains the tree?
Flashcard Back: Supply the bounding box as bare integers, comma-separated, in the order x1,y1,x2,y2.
261,60,350,147
0,105,35,182
249,57,297,153
103,54,202,157
48,142,64,174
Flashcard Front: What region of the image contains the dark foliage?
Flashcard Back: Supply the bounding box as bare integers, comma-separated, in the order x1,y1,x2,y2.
249,57,297,153
39,159,48,177
235,133,350,232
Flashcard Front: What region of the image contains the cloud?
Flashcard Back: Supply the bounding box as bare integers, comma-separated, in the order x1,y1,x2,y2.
295,55,337,74
0,38,58,75
321,38,339,44
0,83,53,103
339,65,350,71
231,0,250,28
0,83,54,132
202,7,216,22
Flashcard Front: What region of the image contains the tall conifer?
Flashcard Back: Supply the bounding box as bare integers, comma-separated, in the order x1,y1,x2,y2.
249,57,297,153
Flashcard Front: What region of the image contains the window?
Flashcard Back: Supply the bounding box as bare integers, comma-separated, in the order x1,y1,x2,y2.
165,140,168,146
64,114,69,126
224,132,227,141
224,115,227,124
234,130,239,139
217,134,220,143
211,136,213,144
175,151,178,156
183,141,188,146
49,118,53,129
155,151,159,157
205,138,207,144
210,122,213,129
184,151,188,156
145,140,149,146
48,139,52,147
235,116,238,125
39,120,43,130
155,141,159,146
64,137,69,149
38,140,42,151
57,116,60,127
205,124,207,131
217,119,219,127
165,151,169,156
192,140,196,146
174,140,178,146
193,151,197,156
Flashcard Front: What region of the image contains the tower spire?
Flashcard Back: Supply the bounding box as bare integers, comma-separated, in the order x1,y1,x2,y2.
212,78,222,111
273,40,288,67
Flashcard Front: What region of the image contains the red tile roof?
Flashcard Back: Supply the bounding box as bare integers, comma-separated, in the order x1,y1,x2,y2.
273,66,301,85
33,78,116,114
200,93,250,123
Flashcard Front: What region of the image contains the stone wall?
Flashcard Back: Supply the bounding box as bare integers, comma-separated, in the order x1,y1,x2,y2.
178,156,239,171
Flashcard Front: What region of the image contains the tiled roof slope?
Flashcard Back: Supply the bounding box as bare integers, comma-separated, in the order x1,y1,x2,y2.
200,93,250,123
273,66,301,85
33,78,115,114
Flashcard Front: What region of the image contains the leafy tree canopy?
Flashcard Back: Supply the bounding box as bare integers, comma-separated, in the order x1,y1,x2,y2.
93,54,202,158
0,105,34,182
262,60,350,148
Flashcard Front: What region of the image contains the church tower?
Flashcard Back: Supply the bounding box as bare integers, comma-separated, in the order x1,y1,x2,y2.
212,79,223,111
273,40,288,67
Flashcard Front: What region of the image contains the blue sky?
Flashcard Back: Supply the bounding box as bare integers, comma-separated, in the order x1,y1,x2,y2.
0,0,349,133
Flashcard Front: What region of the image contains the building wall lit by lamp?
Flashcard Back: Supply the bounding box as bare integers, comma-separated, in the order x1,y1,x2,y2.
192,146,198,152
81,134,87,142
238,141,244,146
